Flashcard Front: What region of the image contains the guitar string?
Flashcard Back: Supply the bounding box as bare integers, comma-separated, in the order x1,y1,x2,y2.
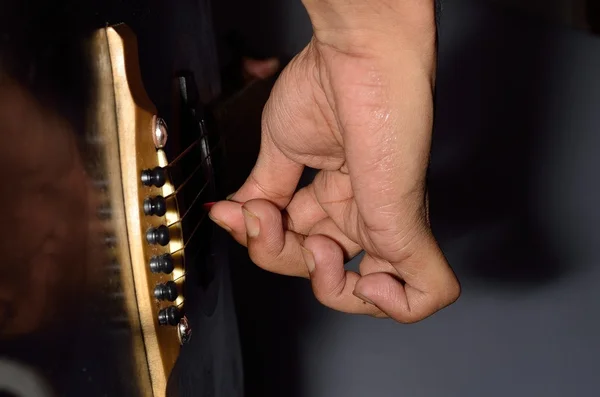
100,133,220,316
165,135,220,269
166,138,199,167
168,137,223,197
86,117,217,325
164,120,213,167
176,179,208,224
182,211,208,250
170,157,204,195
167,138,223,227
167,210,207,282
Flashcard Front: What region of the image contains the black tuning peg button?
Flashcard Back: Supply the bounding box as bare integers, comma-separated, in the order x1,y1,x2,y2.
141,167,167,188
158,306,182,326
146,225,170,246
143,196,167,216
154,281,179,302
149,254,174,274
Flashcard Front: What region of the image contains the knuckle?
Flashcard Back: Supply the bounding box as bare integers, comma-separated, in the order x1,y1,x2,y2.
313,276,346,306
440,276,461,307
248,244,279,273
425,267,461,311
248,235,307,278
247,173,288,202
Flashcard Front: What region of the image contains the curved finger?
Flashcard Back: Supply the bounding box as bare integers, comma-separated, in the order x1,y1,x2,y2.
210,198,361,278
303,235,383,316
308,217,362,261
209,200,247,246
242,199,309,278
284,183,328,234
310,170,366,247
209,199,308,277
210,185,326,245
358,253,395,276
353,246,460,323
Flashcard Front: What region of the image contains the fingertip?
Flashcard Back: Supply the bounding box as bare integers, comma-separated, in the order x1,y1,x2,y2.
353,272,392,302
354,272,446,324
302,234,345,271
237,199,310,278
241,207,260,238
353,272,417,323
302,235,380,316
352,290,375,306
241,199,283,230
203,202,216,211
209,200,242,224
209,200,245,240
300,246,316,274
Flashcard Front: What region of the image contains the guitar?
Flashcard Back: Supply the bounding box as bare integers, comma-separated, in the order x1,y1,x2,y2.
85,24,224,396
0,7,273,396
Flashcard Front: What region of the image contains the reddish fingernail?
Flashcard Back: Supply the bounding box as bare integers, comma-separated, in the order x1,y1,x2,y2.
353,291,375,305
203,202,217,210
301,247,316,273
241,207,260,238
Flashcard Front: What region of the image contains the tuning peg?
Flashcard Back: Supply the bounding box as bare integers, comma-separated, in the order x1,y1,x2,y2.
143,196,167,216
154,281,178,302
146,225,170,246
149,254,174,274
158,306,182,326
140,167,167,188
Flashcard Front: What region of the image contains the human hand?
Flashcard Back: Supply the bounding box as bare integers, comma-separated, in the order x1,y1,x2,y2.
209,0,460,323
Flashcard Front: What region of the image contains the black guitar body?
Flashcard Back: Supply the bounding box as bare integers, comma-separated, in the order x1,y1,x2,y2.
0,1,247,396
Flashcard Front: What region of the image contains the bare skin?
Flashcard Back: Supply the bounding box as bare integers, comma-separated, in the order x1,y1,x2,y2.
209,0,460,323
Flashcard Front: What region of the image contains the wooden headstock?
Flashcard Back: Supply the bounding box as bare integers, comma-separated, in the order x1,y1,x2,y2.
88,24,191,396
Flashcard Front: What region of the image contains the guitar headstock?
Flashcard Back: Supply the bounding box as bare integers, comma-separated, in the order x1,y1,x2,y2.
86,24,217,396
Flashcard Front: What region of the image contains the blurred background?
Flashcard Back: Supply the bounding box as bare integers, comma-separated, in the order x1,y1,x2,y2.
211,0,600,396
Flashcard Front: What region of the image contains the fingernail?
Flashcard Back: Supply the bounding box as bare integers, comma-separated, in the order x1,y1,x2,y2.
353,290,375,306
208,212,232,233
242,207,260,238
203,202,217,210
300,247,316,273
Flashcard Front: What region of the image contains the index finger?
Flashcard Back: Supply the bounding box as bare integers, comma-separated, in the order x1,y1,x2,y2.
302,234,384,317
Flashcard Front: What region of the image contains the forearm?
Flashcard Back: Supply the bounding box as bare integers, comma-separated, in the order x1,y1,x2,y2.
302,0,437,59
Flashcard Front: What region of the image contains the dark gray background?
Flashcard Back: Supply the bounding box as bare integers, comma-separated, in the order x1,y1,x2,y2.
213,1,600,396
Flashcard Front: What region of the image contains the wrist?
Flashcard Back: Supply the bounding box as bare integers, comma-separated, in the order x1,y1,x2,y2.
302,0,436,60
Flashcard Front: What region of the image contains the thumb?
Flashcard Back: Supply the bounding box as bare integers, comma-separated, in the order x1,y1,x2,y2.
230,118,304,208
